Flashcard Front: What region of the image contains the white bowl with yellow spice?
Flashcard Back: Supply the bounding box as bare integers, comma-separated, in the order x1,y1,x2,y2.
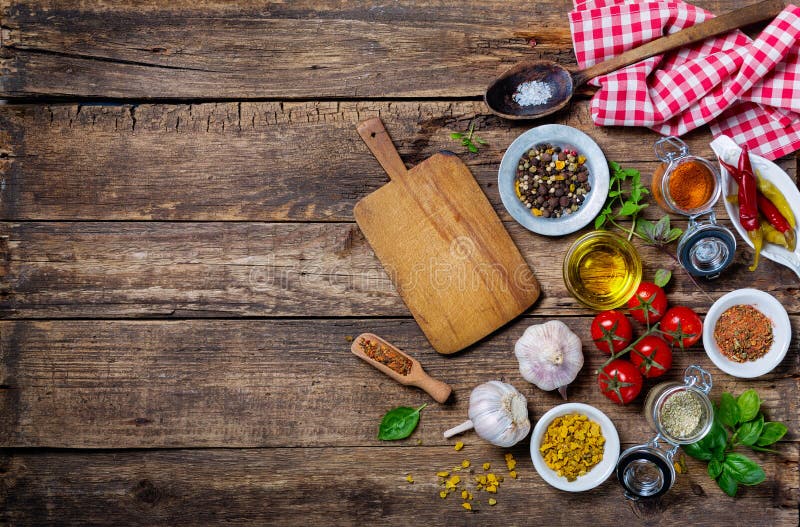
530,403,620,492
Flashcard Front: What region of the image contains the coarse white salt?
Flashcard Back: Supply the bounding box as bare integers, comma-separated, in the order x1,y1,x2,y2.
512,80,552,107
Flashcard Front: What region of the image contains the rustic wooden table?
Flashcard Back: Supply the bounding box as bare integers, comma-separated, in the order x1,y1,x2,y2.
0,1,797,525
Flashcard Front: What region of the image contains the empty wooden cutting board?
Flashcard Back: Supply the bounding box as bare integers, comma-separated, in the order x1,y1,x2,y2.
354,118,540,354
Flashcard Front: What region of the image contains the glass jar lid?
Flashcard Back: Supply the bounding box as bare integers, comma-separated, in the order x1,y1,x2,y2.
678,218,737,279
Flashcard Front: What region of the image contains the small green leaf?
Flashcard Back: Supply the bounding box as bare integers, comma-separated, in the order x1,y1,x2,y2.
654,268,672,288
724,453,766,485
654,215,670,237
377,404,426,441
631,186,642,202
736,413,764,446
609,160,621,172
683,441,712,460
717,465,739,497
737,390,761,422
665,227,683,243
718,392,740,427
467,143,478,153
450,132,463,139
708,459,723,479
474,137,488,145
756,422,788,446
619,201,642,216
749,445,779,454
608,189,622,198
594,214,607,230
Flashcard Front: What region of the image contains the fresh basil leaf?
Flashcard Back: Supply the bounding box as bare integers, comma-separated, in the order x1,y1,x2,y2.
467,143,478,153
708,459,723,479
717,465,739,497
736,413,764,446
685,419,727,460
450,132,463,139
631,186,642,202
724,453,766,485
683,441,712,460
654,268,672,288
756,422,788,446
737,389,761,422
377,404,426,441
718,392,740,427
609,160,621,173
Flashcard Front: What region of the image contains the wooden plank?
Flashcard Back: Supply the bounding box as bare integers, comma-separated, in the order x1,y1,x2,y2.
2,221,799,319
1,318,797,448
0,102,795,222
0,445,797,526
0,0,754,99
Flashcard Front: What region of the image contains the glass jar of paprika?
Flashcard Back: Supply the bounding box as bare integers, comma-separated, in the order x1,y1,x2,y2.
651,137,736,279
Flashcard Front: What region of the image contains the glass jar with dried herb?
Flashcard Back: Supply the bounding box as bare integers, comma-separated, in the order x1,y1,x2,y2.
616,365,714,501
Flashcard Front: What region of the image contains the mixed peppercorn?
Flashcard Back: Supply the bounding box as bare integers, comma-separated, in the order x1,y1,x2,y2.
514,143,591,218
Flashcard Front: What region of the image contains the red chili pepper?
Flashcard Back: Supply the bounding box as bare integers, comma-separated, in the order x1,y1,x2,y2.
757,193,797,251
737,145,760,232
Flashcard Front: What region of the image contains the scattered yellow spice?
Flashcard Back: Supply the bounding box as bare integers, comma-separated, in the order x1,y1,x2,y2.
461,490,468,499
461,460,470,468
509,470,517,479
539,413,605,482
482,462,491,471
486,485,497,493
488,498,497,506
439,491,447,499
531,208,543,216
462,503,472,511
505,453,516,471
445,475,461,489
405,474,414,484
437,471,449,478
454,441,464,451
555,160,566,170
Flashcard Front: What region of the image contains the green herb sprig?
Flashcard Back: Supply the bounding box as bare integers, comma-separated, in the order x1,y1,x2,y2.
450,122,487,153
594,161,649,239
378,404,427,440
683,389,787,497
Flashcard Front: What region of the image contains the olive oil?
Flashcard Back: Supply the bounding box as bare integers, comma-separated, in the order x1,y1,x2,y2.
563,232,642,310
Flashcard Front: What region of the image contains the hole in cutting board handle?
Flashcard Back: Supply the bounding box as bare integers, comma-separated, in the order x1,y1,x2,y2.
371,132,376,137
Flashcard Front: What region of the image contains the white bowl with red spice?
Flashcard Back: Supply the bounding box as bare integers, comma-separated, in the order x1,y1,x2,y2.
529,402,620,492
702,288,791,378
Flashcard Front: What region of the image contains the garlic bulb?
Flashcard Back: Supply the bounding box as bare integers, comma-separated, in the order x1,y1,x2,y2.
442,381,530,447
515,320,583,400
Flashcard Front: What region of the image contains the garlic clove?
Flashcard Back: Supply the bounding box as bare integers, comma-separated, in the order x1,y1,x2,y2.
514,320,583,398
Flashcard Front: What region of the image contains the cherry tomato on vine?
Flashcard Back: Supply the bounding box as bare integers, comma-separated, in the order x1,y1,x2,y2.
626,282,668,325
660,306,703,350
590,310,633,354
598,359,643,404
630,335,672,378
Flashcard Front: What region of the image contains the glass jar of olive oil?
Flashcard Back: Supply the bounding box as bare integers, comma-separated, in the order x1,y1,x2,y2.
563,231,642,310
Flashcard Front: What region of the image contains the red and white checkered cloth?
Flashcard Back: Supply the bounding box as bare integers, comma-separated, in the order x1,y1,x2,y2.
569,0,800,160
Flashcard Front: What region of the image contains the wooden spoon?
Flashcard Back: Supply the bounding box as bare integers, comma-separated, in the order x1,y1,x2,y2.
485,0,785,120
351,333,453,403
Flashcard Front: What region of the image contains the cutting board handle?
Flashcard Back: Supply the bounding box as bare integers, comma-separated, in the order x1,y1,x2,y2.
357,118,408,181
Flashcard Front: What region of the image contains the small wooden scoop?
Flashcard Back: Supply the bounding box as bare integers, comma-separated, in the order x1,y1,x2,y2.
351,333,452,403
485,0,785,120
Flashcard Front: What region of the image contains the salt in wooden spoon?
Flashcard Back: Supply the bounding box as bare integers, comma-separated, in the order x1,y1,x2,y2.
485,0,785,120
351,333,452,403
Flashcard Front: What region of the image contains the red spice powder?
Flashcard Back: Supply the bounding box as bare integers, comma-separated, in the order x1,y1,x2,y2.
713,305,773,363
358,338,412,376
